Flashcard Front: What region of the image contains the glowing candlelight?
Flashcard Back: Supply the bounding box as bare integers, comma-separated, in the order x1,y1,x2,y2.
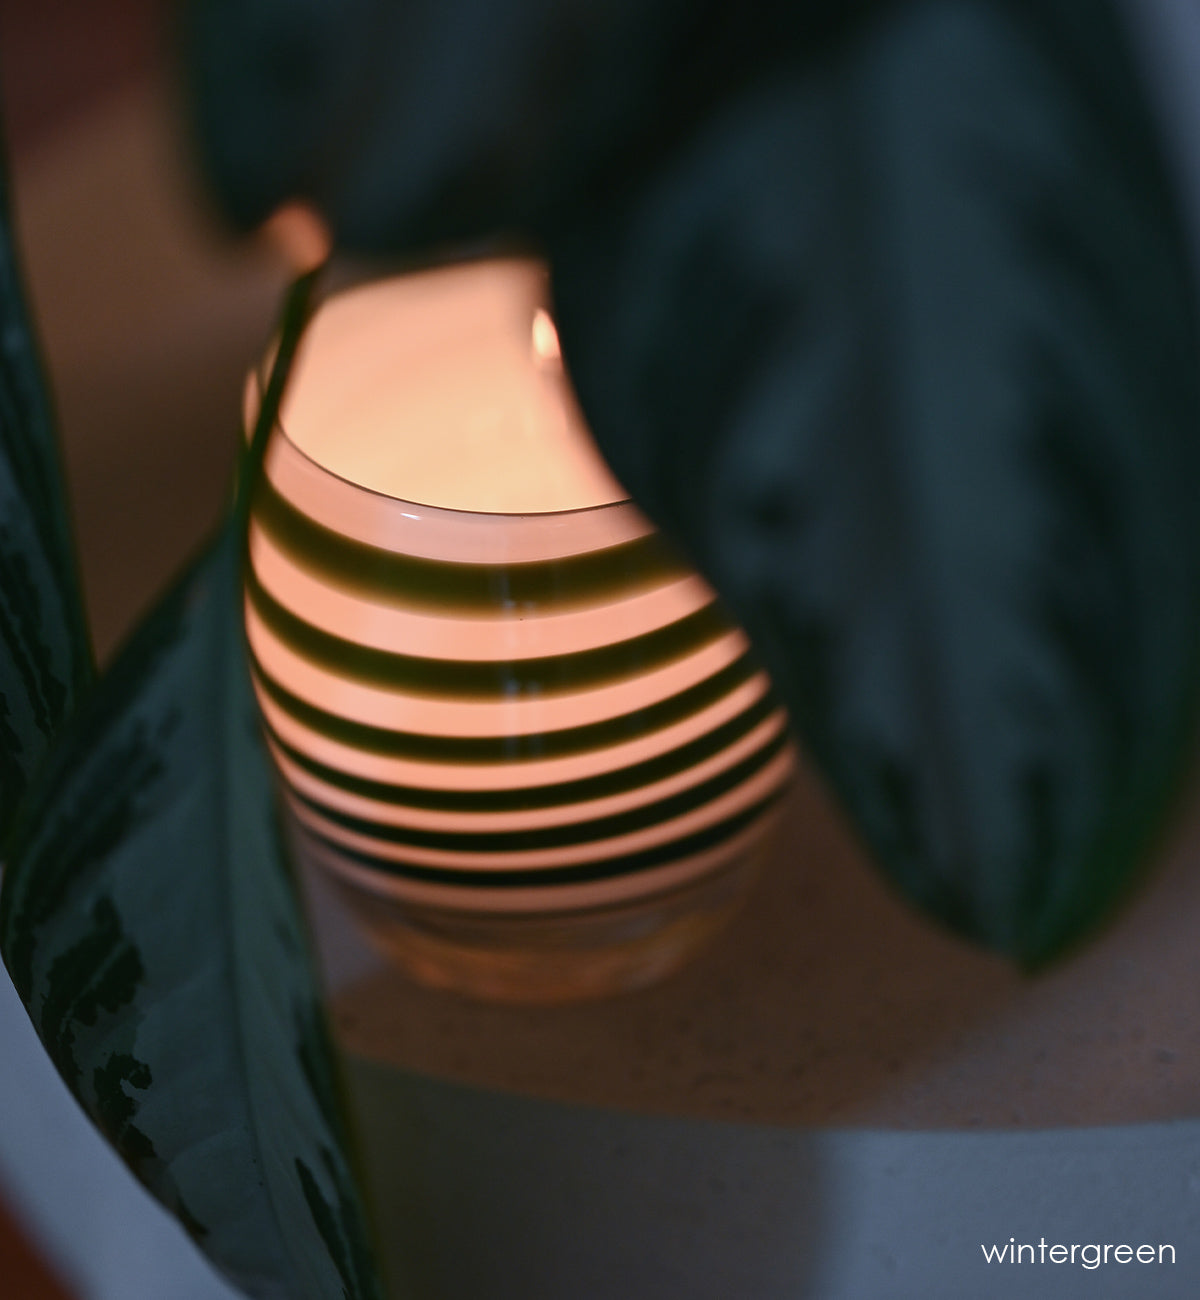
279,260,624,514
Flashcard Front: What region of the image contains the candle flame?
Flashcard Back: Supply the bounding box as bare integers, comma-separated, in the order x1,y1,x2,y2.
531,308,561,364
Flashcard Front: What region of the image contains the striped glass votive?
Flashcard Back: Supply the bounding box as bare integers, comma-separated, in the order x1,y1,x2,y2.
245,260,795,1001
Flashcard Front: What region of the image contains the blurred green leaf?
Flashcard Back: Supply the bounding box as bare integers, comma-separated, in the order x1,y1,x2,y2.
550,0,1200,962
180,0,894,249
0,136,93,838
0,277,384,1300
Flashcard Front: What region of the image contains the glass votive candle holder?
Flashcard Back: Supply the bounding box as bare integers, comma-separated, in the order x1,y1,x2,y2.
244,258,795,1002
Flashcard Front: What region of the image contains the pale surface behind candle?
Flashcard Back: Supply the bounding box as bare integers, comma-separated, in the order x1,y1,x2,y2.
278,259,626,515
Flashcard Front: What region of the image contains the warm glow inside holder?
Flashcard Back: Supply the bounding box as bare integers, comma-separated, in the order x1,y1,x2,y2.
244,258,795,1002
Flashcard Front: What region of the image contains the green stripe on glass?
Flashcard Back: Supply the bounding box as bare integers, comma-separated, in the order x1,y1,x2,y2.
291,728,790,853
250,650,761,763
247,564,732,698
267,689,783,812
303,790,787,889
253,470,691,611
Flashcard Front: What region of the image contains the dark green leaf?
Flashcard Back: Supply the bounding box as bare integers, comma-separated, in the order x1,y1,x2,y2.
0,273,383,1299
0,522,382,1300
0,132,93,836
180,0,896,250
549,0,1200,962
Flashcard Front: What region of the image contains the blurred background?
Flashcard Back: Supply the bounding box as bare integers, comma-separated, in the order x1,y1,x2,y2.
0,0,290,663
1,2,1199,1298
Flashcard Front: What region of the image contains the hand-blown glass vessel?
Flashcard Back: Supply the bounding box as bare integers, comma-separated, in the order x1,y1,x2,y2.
244,259,794,1001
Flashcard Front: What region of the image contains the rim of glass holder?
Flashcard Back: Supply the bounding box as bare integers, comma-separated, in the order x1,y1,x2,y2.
273,407,636,522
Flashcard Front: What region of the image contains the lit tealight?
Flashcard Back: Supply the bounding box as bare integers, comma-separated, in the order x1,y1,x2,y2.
278,260,625,514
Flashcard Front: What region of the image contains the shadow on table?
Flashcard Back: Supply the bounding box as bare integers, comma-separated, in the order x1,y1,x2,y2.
349,1059,832,1300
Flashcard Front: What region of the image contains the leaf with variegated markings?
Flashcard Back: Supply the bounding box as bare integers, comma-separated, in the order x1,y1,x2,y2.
0,275,384,1300
549,0,1200,962
0,133,93,837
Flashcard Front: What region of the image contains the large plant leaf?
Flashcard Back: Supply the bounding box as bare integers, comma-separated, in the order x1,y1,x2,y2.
548,0,1200,963
0,277,384,1300
0,136,93,836
180,0,894,249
